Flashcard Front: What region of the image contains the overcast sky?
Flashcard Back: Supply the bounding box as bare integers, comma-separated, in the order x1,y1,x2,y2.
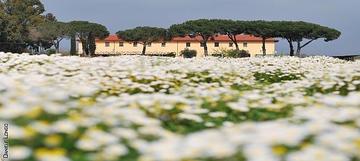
41,0,360,56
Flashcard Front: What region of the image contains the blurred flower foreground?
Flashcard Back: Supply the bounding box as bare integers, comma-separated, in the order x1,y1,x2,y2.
0,52,359,161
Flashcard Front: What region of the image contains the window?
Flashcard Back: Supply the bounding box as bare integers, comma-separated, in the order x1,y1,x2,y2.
243,42,248,47
214,42,220,47
147,43,152,47
161,42,166,47
133,42,138,47
229,42,234,47
186,42,191,47
119,42,124,47
105,42,110,47
200,42,205,47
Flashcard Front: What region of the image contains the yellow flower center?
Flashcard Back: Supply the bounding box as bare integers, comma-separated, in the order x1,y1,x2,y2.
25,106,43,119
78,97,95,106
44,135,62,146
272,145,288,156
24,126,37,138
354,139,360,150
35,148,66,158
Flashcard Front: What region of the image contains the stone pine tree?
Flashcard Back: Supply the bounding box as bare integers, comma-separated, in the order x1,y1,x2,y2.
69,21,91,56
276,21,341,56
36,21,69,53
215,19,248,51
67,21,78,55
275,21,297,56
169,19,218,57
26,12,62,54
246,20,278,56
0,0,45,52
69,21,109,57
294,24,341,56
28,25,53,53
88,31,96,56
88,23,108,56
116,26,167,55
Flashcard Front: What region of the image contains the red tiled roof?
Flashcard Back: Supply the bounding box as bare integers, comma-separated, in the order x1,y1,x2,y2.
172,35,277,42
97,34,277,42
103,35,120,41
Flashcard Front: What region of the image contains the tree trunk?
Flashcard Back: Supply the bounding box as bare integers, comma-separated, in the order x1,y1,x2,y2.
142,43,147,55
295,39,316,57
88,32,96,57
38,42,42,54
54,38,64,53
262,37,267,56
70,35,76,56
296,41,301,57
228,34,239,51
233,35,239,51
80,39,88,57
200,34,209,57
55,41,60,53
203,42,208,57
288,40,295,56
234,42,239,51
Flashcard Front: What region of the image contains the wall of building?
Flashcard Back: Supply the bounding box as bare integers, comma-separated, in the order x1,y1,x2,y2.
78,41,276,57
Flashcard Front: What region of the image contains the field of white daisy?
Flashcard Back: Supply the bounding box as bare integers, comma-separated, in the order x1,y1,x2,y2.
0,52,359,161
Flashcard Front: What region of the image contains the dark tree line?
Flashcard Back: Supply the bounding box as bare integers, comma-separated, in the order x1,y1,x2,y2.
169,19,341,57
116,19,340,56
0,0,109,56
0,0,45,52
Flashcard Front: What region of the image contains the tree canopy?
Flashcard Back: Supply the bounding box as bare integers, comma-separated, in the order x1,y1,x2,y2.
214,19,248,51
0,0,45,52
69,21,109,56
35,21,69,53
245,20,279,56
169,19,218,57
169,19,340,57
275,21,341,56
0,0,110,55
0,2,7,45
116,26,167,55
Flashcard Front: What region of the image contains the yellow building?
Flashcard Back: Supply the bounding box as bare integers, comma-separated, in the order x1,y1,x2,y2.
77,34,277,57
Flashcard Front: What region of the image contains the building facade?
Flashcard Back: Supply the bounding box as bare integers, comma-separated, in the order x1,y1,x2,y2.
77,34,277,57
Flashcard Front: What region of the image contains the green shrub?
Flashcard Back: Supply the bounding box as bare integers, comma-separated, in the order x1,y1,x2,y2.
181,49,197,58
210,53,223,57
163,52,176,57
46,49,57,55
213,49,250,58
238,50,251,57
147,52,176,57
226,49,250,58
212,48,227,57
